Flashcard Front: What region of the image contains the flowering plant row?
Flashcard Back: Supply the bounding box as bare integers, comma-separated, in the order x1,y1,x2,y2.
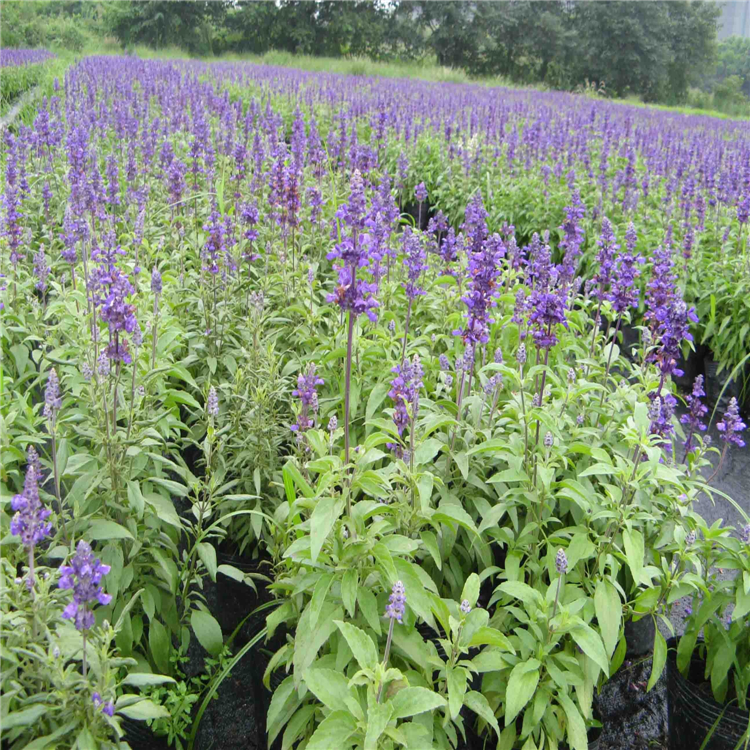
0,55,747,749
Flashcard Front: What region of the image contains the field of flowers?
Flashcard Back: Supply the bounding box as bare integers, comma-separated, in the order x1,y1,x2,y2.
0,48,58,117
2,54,750,750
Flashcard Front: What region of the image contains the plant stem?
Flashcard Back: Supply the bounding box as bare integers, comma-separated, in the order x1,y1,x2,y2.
400,298,412,366
82,629,87,678
547,573,563,643
126,354,138,442
519,363,529,469
51,431,68,542
344,309,355,522
595,315,623,427
376,617,395,703
151,293,159,370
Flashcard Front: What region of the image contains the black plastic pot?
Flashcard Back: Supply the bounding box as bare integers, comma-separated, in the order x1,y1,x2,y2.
214,551,273,638
667,637,750,749
618,322,640,362
624,615,655,657
704,358,742,410
120,717,171,750
673,343,708,393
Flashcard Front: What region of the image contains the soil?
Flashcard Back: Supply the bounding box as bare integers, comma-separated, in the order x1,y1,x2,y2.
595,656,668,749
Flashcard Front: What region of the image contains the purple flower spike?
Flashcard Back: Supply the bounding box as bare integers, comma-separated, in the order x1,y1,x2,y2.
291,363,324,433
680,375,708,453
558,191,585,284
151,267,162,295
592,217,619,297
460,600,472,614
327,170,379,322
11,462,53,552
59,541,111,631
92,692,115,717
388,355,423,448
385,580,406,622
717,398,747,448
415,182,428,203
402,227,428,300
207,386,219,419
454,230,504,345
556,549,568,574
43,368,62,425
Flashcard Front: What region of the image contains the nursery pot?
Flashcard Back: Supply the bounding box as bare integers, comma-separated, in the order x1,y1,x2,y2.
121,717,171,750
624,615,655,657
215,551,272,637
667,637,750,749
704,358,741,409
618,322,640,362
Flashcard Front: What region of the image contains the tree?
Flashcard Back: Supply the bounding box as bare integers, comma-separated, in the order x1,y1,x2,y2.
664,1,721,103
714,36,750,97
108,1,227,54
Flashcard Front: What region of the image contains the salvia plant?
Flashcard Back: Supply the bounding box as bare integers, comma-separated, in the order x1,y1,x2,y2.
1,52,749,750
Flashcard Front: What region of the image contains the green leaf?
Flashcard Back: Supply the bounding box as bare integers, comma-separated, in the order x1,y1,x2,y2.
122,673,176,687
117,699,171,720
364,701,393,750
88,520,134,541
366,382,390,422
557,692,588,750
149,477,189,497
420,530,442,569
334,621,378,671
341,569,358,618
453,450,469,480
308,573,334,631
307,710,357,750
578,463,615,477
446,667,467,720
148,619,171,674
190,610,223,656
293,603,342,688
734,584,750,621
196,542,217,581
647,629,667,692
414,438,443,465
461,573,481,609
357,587,382,635
433,502,479,538
464,690,500,736
127,481,145,517
2,705,47,729
468,627,514,652
570,623,609,676
390,687,447,719
594,580,621,657
623,528,645,585
282,705,316,750
504,661,540,726
304,668,352,711
498,581,543,607
310,496,344,564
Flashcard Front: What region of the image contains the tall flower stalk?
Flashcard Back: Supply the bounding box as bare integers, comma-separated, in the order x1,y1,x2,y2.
44,368,67,540
377,581,405,703
11,452,53,594
400,227,427,364
150,267,161,370
327,171,378,493
59,541,112,678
